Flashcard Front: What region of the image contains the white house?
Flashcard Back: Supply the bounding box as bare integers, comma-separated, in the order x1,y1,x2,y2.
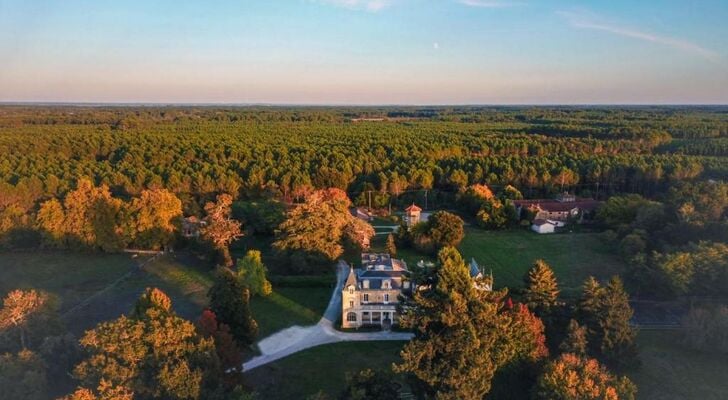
531,219,563,234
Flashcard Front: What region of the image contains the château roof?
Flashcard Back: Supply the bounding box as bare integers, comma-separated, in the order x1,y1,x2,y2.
405,203,422,213
345,266,358,288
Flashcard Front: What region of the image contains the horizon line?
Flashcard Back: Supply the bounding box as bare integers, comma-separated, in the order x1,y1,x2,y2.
1,101,727,108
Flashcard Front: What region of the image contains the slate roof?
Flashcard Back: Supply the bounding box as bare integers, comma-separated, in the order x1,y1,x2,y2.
513,198,600,213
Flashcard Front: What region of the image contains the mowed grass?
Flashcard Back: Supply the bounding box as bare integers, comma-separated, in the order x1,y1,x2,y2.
457,228,626,295
381,228,626,297
0,251,137,315
0,251,216,334
250,286,332,338
631,330,728,400
245,341,405,399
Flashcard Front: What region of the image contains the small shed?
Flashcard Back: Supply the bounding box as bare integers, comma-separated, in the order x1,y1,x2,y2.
531,219,557,234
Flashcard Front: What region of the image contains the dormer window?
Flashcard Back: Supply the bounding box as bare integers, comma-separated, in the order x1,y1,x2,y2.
382,280,390,289
363,280,369,289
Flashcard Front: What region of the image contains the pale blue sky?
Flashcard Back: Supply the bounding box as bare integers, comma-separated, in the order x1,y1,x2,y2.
1,0,727,104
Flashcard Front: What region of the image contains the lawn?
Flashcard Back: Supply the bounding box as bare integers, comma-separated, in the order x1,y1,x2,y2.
373,228,627,297
631,330,728,400
250,285,332,338
245,341,405,399
0,251,139,323
457,228,626,296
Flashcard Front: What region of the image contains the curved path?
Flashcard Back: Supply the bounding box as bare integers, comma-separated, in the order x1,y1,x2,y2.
243,260,413,371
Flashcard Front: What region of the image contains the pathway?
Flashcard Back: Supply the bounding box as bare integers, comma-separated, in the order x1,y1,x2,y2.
243,260,413,371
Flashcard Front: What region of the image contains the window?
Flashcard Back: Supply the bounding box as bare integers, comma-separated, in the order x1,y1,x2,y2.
348,287,354,295
347,312,357,322
349,300,354,308
384,294,389,303
363,280,369,289
383,280,389,289
363,294,369,302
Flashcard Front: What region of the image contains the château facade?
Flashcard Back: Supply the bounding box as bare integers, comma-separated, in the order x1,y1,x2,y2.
341,253,411,329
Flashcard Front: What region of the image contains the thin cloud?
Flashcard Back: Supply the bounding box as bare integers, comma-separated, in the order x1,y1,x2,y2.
317,0,392,12
558,10,720,62
457,0,522,8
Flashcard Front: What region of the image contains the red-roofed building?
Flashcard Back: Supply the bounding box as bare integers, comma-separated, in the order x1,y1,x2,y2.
404,203,422,227
513,193,601,224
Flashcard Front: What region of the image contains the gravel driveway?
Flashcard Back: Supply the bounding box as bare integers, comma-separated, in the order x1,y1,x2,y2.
243,260,413,371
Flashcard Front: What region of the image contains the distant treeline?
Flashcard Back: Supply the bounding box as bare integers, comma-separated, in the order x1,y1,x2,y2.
0,106,726,234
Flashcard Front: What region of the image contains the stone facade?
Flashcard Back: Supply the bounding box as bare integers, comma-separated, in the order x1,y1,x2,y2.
341,253,410,329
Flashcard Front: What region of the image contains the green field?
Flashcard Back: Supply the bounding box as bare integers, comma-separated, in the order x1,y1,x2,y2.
0,250,331,339
245,341,405,399
0,251,216,334
631,330,728,400
250,286,332,338
457,228,627,296
374,227,627,297
0,251,139,331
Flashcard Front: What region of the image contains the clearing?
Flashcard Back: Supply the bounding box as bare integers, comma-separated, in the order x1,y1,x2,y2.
373,227,627,297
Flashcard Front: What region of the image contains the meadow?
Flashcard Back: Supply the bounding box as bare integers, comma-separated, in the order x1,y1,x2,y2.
373,226,627,297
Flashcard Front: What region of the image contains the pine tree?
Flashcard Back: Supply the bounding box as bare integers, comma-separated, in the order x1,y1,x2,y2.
560,319,588,356
523,259,560,315
208,268,258,346
385,233,397,257
599,276,639,369
394,247,526,399
577,276,638,369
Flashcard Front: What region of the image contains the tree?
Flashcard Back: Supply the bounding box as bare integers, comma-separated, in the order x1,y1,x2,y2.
560,319,588,356
522,259,560,315
535,353,637,400
35,198,66,248
577,276,638,369
201,194,243,267
232,199,285,236
197,309,244,385
0,349,48,400
598,277,638,369
62,179,127,251
273,189,373,271
339,369,399,400
129,188,182,249
411,211,464,254
236,250,272,297
394,247,537,399
0,289,61,351
385,233,397,257
208,268,258,346
72,288,221,400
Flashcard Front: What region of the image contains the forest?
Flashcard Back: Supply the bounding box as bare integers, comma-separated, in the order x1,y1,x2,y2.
0,105,727,399
0,105,726,217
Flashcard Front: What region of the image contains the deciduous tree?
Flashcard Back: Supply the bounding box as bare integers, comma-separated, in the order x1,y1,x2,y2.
534,353,636,400
236,250,272,297
72,288,221,400
208,268,258,346
201,194,243,267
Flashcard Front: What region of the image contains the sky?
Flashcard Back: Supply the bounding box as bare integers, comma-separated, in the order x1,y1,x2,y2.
1,0,727,104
